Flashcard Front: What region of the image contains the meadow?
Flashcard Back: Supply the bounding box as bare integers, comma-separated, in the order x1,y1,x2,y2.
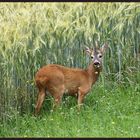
0,2,140,137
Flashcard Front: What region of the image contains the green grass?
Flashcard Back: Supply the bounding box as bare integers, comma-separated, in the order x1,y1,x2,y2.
1,83,140,137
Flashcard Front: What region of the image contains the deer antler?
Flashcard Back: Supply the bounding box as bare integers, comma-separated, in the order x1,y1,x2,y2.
95,41,99,48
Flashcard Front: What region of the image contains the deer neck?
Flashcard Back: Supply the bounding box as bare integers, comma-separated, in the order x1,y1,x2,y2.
86,63,102,85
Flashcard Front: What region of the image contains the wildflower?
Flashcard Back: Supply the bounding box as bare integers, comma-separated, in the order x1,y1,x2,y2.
61,112,64,115
112,121,115,124
77,129,80,133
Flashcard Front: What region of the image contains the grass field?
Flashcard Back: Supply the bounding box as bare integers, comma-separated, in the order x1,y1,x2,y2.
1,82,140,137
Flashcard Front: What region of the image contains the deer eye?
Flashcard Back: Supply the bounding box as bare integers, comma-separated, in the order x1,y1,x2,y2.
91,55,94,59
98,54,102,58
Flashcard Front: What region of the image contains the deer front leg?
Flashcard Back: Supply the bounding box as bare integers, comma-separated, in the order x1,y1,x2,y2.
52,95,63,111
52,85,65,110
77,87,90,111
77,92,85,111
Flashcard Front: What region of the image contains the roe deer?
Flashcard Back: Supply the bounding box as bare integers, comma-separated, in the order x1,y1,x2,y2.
35,41,108,115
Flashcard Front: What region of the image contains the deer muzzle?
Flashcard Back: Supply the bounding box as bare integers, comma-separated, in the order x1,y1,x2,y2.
93,60,101,68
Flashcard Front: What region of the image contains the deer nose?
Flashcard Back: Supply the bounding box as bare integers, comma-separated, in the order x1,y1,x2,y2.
94,61,100,66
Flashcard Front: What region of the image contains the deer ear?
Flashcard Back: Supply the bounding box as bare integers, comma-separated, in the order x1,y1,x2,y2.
101,43,108,53
85,47,92,55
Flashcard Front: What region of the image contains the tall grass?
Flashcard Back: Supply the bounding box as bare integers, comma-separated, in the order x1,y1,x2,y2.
0,2,140,125
1,85,140,137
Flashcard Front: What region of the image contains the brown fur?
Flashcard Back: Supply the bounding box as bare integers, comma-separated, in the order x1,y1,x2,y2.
34,43,108,115
35,63,101,115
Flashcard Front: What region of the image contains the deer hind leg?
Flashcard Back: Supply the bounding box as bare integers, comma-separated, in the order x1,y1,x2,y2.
35,77,48,115
35,88,46,115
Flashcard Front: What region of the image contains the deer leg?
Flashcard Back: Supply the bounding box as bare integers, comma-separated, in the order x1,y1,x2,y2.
77,90,85,111
35,89,46,115
52,85,65,110
52,95,63,110
77,87,89,111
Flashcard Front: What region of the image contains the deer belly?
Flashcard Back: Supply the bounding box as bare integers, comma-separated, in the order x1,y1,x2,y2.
64,87,78,96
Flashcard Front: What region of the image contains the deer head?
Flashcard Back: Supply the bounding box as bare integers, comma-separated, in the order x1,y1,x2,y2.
86,41,108,69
